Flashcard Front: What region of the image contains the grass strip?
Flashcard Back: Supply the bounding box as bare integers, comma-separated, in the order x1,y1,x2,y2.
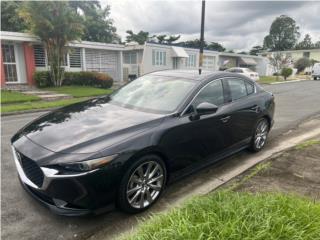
258,76,284,84
1,97,88,113
1,90,40,104
123,191,320,240
295,139,320,150
43,86,113,98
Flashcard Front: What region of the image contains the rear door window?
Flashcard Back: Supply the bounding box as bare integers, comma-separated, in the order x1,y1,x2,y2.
245,81,255,95
228,78,247,101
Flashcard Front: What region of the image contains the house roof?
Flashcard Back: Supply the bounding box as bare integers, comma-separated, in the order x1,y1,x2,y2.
0,31,124,51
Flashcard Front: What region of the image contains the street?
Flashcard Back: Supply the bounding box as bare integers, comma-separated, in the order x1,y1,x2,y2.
1,80,320,240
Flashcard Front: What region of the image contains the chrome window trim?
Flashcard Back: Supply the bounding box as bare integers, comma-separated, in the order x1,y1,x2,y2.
180,77,224,117
180,76,257,117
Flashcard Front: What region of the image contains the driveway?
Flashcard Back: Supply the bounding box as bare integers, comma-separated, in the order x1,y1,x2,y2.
1,80,320,240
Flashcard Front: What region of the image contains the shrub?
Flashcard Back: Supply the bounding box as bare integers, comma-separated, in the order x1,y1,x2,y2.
33,71,52,88
34,71,113,88
64,71,113,88
281,68,293,80
294,58,311,73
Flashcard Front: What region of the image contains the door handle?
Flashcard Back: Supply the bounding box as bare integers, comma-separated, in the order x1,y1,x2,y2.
220,116,231,123
250,105,259,112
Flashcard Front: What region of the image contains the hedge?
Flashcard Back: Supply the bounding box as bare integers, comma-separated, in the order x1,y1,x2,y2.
33,71,113,89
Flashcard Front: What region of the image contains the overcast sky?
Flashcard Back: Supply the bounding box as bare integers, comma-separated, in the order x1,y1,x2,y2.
103,0,320,51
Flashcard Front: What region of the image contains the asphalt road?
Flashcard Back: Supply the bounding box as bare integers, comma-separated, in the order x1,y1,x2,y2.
1,80,320,240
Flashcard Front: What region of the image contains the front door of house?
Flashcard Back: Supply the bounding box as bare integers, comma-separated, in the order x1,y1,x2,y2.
173,58,178,69
2,44,18,83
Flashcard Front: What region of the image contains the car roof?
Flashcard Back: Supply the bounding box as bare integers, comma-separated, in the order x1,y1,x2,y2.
148,69,245,82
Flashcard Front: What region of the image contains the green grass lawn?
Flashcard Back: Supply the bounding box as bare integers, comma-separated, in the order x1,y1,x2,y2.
1,90,40,104
43,86,113,98
1,97,87,113
123,191,320,240
258,76,285,84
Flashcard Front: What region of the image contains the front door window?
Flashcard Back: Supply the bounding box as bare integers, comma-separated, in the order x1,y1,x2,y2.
2,44,18,82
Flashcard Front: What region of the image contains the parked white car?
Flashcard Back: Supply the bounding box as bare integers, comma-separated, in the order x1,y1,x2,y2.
226,67,260,81
312,63,320,80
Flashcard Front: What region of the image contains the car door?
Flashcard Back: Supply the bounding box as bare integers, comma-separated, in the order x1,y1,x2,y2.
160,79,233,178
223,77,260,147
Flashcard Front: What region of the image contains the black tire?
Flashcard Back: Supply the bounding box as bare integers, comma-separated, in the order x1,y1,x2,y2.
314,77,318,81
117,154,167,213
249,118,269,152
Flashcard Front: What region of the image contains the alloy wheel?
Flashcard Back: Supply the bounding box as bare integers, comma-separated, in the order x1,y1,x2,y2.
254,120,269,149
126,161,164,209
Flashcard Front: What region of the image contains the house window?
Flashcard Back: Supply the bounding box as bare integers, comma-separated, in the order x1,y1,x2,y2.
203,56,214,69
33,45,46,67
303,52,310,58
69,48,82,68
123,52,137,64
2,44,18,82
185,54,196,67
152,50,166,66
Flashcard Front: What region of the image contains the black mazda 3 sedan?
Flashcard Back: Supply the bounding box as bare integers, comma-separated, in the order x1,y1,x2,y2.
12,70,274,216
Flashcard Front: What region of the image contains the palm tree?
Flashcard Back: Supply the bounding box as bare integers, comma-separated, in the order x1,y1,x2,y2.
20,1,83,86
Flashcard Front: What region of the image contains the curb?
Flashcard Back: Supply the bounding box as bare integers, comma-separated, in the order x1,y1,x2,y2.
270,79,310,85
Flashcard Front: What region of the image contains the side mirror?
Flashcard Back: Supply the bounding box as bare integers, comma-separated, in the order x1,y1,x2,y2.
196,102,218,115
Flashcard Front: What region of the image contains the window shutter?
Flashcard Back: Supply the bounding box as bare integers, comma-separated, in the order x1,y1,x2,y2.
69,48,82,68
33,45,46,67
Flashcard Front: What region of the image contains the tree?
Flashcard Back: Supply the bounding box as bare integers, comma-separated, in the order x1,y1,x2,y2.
296,34,313,49
294,58,312,73
314,41,320,48
20,1,83,86
126,30,154,44
249,45,264,56
268,53,292,77
177,39,203,48
281,67,293,80
166,35,181,44
1,1,119,43
263,15,300,51
238,51,248,55
207,42,225,52
69,1,120,43
1,1,27,31
156,34,167,44
177,39,225,52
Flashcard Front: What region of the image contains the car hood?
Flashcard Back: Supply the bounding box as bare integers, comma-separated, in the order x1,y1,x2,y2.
13,97,165,154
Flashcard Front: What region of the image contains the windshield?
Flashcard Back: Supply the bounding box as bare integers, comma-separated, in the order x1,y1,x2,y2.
109,75,196,114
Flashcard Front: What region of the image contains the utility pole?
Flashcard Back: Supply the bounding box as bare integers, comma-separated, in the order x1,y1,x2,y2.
199,0,206,75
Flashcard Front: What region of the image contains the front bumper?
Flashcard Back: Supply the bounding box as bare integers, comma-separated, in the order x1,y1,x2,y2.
12,147,122,216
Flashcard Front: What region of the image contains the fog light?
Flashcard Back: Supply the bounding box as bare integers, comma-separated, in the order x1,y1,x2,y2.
53,198,67,208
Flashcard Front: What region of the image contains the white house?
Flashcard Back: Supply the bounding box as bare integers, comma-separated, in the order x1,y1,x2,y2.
0,31,268,88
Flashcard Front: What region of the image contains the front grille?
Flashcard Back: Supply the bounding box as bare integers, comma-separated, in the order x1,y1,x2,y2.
17,151,44,188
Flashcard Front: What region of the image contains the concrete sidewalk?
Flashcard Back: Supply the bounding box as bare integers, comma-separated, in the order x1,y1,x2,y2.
231,137,320,200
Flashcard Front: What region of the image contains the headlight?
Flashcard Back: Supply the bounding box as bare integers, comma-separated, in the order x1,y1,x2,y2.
60,154,118,172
